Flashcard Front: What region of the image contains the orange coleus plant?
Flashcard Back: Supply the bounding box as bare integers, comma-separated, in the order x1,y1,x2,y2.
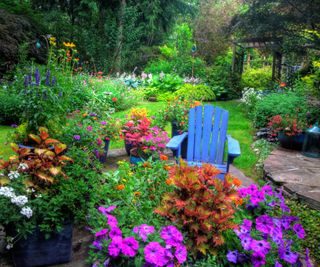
0,127,72,188
155,161,242,257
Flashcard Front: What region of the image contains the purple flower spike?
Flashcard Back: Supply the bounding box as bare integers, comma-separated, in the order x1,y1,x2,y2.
227,250,238,263
45,70,51,86
122,237,139,257
35,68,40,86
293,223,305,239
51,76,57,86
24,75,29,87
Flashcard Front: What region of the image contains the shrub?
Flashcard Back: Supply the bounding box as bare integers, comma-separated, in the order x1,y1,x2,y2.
174,83,216,101
241,67,273,90
155,162,242,257
0,90,23,125
240,87,263,113
252,92,308,128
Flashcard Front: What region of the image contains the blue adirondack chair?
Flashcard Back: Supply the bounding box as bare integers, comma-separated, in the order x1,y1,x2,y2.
166,105,241,174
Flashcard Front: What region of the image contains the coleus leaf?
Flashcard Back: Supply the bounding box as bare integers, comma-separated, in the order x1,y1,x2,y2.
35,172,54,184
196,235,208,246
49,166,61,176
54,143,67,155
58,155,73,162
44,138,60,145
38,127,49,140
10,143,19,153
29,134,42,144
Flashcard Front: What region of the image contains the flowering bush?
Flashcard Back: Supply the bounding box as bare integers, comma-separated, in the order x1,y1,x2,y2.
88,206,187,267
268,114,307,137
241,87,263,113
226,184,312,266
156,98,202,132
122,117,169,159
155,161,242,257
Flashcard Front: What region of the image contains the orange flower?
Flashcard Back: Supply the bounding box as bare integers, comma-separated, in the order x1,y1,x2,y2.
133,191,141,197
143,162,152,168
160,154,168,161
193,101,201,107
165,178,174,185
116,184,125,190
280,82,286,87
235,198,243,206
233,178,242,187
82,113,88,117
163,165,171,171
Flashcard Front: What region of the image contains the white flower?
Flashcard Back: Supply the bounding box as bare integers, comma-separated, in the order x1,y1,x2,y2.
6,244,13,250
18,163,29,171
20,207,33,218
8,171,20,180
0,187,16,198
11,195,28,207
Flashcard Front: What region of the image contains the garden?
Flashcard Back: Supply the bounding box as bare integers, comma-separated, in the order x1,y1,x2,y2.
0,0,320,266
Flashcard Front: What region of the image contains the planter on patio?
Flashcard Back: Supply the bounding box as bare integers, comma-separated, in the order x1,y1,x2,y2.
278,132,305,151
10,222,73,267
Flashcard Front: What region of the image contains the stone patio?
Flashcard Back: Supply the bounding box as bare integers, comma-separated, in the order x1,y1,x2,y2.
264,148,320,210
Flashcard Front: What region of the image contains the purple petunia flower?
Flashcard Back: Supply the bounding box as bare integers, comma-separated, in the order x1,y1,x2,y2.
101,121,107,125
108,236,122,257
92,240,103,250
121,236,139,257
238,188,248,198
103,259,110,266
250,190,265,205
281,215,299,230
261,184,274,196
174,244,187,264
305,248,312,267
73,135,81,140
293,223,305,239
251,251,266,267
275,261,283,267
256,215,274,234
279,200,291,213
90,112,97,117
251,239,271,254
144,242,167,266
227,250,238,263
270,226,283,245
98,205,117,215
278,247,299,264
240,234,252,250
109,227,122,238
160,226,183,247
133,224,155,242
95,228,108,238
107,214,118,228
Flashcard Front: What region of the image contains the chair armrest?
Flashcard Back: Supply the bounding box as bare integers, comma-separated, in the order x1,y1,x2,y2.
226,135,240,172
166,132,188,150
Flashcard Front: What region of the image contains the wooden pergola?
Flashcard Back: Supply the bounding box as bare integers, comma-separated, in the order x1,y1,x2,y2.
232,37,283,81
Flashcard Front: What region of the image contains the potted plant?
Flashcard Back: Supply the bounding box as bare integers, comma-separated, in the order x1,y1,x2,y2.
122,117,169,164
0,127,75,267
268,114,307,150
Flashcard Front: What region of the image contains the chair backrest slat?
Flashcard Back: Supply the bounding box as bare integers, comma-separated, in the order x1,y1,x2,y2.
194,106,203,161
187,105,228,165
201,105,214,162
187,108,196,162
216,111,229,164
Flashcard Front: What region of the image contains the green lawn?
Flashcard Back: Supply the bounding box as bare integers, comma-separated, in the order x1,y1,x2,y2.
0,126,14,160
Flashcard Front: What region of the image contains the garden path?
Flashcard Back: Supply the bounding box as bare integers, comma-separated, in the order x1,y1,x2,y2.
264,148,320,210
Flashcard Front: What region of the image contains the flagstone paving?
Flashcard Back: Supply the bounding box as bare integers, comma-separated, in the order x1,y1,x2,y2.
264,148,320,210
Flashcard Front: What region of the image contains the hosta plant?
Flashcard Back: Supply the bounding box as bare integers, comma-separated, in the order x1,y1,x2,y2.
155,161,242,257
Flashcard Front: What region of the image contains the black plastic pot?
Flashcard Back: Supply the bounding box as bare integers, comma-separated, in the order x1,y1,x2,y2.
124,140,133,156
11,222,73,267
278,132,305,151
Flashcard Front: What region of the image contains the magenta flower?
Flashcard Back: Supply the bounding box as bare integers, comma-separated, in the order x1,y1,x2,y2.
92,240,103,250
98,205,117,215
240,235,252,250
109,227,122,238
73,135,81,140
250,191,265,205
133,224,155,242
108,236,122,257
121,237,139,257
279,200,290,213
86,126,93,131
261,184,274,196
144,242,167,266
281,215,299,230
251,251,266,267
101,121,107,125
107,214,118,228
278,247,298,264
174,244,187,264
251,239,271,254
96,138,103,146
293,223,305,239
227,250,238,263
95,228,108,238
238,188,248,198
275,261,283,267
256,215,273,234
160,226,183,246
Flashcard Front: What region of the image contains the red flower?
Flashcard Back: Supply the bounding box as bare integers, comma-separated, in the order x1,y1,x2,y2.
112,97,118,102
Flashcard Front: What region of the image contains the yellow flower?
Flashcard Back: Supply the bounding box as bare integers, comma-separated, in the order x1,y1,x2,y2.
63,42,76,48
49,36,56,46
128,171,133,176
133,191,141,197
